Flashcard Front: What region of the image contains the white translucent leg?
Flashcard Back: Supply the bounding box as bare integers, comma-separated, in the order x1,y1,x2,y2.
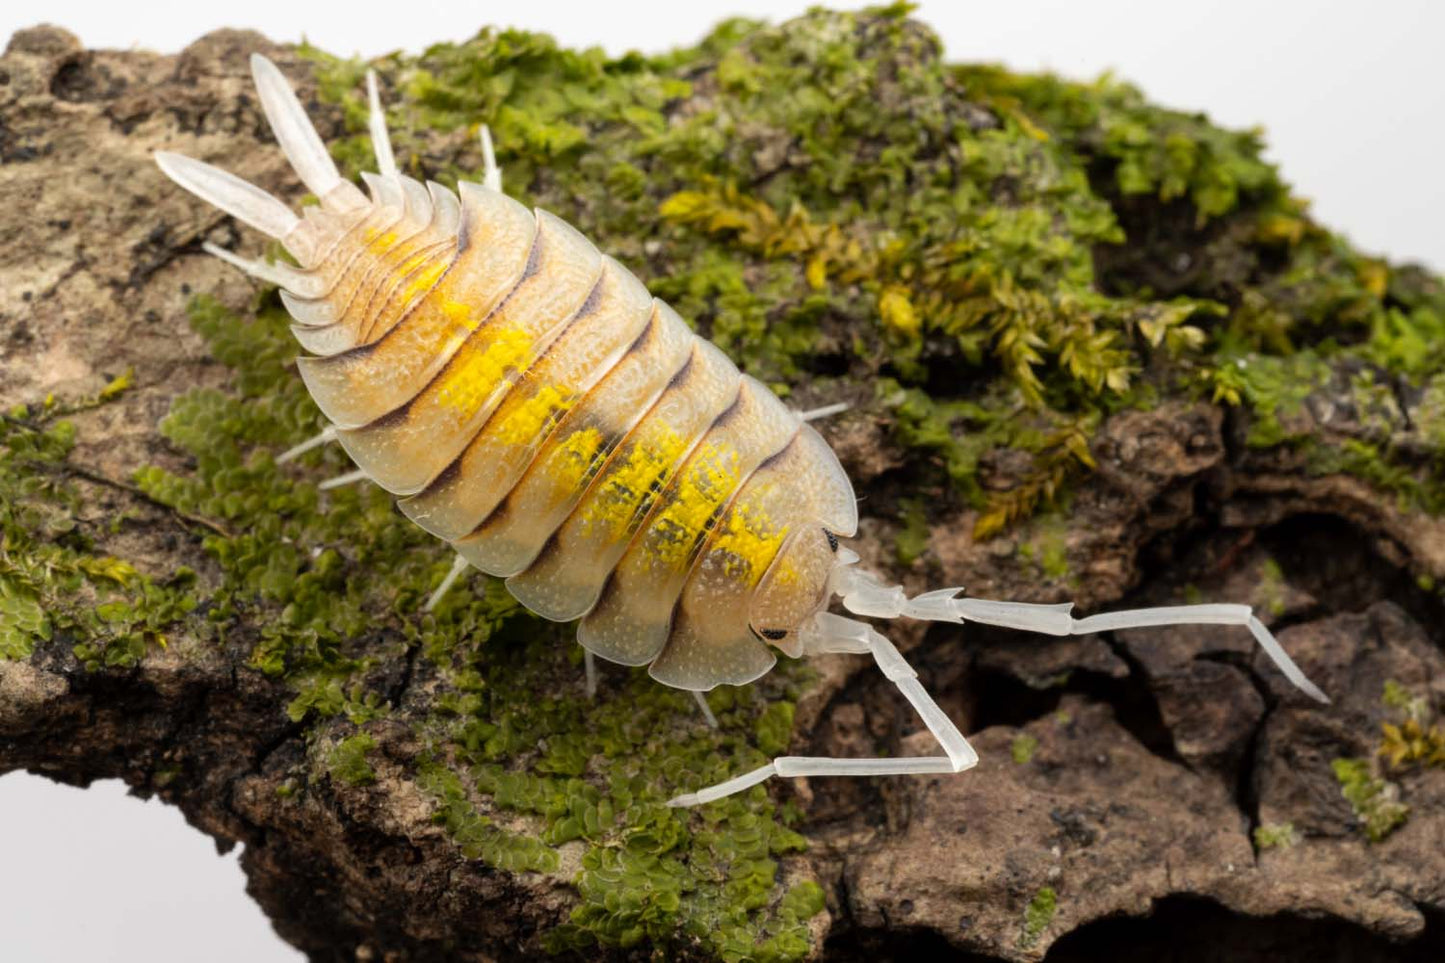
795,402,849,422
832,566,1329,704
317,469,368,491
365,69,399,178
479,125,502,193
692,691,718,729
666,615,977,807
584,648,597,699
276,425,337,464
424,553,470,612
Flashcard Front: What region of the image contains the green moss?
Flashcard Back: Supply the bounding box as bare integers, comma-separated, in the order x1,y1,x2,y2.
1331,758,1409,842
1010,733,1039,764
307,3,1445,540
0,400,197,668
957,65,1282,224
1018,517,1070,580
1252,822,1299,850
326,733,378,786
1257,557,1287,618
894,498,931,565
1018,886,1057,949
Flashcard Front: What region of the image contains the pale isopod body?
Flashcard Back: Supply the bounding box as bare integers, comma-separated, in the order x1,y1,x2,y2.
155,56,1328,807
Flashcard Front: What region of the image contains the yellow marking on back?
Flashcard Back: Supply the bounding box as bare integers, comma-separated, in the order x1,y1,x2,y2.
403,260,450,304
441,300,482,337
710,490,788,582
646,443,741,571
433,323,535,418
578,424,690,543
492,383,575,447
397,250,433,276
545,426,606,498
365,229,399,252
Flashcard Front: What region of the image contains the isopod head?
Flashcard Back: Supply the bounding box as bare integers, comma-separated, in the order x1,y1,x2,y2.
748,527,838,658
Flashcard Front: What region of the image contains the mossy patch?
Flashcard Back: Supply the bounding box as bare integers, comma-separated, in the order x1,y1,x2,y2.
326,732,378,786
1010,733,1039,764
1252,822,1299,850
0,398,197,668
1331,757,1409,843
1018,885,1057,949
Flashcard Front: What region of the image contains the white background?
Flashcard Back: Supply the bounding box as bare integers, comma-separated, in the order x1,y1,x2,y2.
2,2,1441,961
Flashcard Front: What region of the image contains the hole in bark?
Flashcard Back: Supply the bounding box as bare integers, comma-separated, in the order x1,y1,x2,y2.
1045,896,1442,963
1256,513,1445,638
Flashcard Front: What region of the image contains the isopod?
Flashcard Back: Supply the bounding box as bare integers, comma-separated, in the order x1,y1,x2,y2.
154,56,1327,808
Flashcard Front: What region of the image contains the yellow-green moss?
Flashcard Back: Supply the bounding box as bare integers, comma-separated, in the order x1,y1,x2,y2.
0,401,197,668
1252,822,1299,850
1010,733,1039,764
1018,885,1057,949
327,733,378,786
1330,758,1409,843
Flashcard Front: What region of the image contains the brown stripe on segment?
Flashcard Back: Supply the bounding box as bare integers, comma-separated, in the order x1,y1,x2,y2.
455,198,471,253
297,188,538,430
575,376,799,668
470,307,673,533
332,215,603,495
316,178,445,347
503,337,739,623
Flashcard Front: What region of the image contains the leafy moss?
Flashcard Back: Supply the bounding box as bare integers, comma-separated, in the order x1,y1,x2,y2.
327,733,378,786
1010,733,1039,764
1376,680,1445,771
957,65,1282,224
0,402,196,668
1018,885,1057,949
1331,758,1409,843
1252,823,1299,850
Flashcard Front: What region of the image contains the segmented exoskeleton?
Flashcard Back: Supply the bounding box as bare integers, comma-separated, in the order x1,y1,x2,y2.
155,56,1328,807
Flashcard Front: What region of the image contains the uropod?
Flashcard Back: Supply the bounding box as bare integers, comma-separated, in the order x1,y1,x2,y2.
154,56,1328,808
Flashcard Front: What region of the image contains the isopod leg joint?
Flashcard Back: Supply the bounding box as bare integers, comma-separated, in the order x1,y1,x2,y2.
665,613,977,808
828,559,1328,704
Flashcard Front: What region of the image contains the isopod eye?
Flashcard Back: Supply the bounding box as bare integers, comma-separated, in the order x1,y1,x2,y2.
760,628,789,641
823,529,839,552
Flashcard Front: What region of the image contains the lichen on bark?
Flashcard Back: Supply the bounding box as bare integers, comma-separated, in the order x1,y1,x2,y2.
3,4,1445,961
